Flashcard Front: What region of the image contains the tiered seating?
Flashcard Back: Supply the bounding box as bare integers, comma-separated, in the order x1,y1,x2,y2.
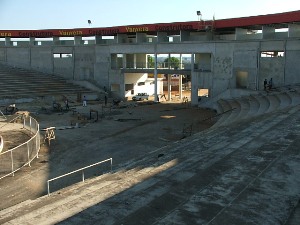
0,64,95,100
212,87,300,127
0,104,299,224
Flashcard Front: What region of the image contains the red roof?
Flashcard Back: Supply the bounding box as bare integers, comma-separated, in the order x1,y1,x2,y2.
0,10,299,38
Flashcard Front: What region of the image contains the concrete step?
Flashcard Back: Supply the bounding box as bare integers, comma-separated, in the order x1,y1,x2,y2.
234,97,250,121
275,92,292,109
286,90,300,105
265,94,280,113
255,94,270,116
0,64,96,101
1,106,299,224
246,94,260,117
211,89,300,128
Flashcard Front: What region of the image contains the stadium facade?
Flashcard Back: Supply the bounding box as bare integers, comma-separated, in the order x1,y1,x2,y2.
0,10,300,106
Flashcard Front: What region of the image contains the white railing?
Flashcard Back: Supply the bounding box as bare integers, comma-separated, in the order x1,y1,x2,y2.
47,158,112,196
0,115,40,180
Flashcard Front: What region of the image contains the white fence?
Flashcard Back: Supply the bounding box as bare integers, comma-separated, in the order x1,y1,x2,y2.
47,158,113,196
0,115,40,180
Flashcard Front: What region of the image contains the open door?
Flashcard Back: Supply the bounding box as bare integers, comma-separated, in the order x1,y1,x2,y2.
236,71,248,88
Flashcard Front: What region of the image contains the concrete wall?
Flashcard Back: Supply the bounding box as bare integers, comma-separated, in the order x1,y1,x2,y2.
6,47,31,68
31,47,53,74
0,49,5,61
94,45,110,89
285,40,300,85
52,46,74,79
233,49,258,90
0,36,300,103
212,42,233,97
259,57,284,88
73,46,95,80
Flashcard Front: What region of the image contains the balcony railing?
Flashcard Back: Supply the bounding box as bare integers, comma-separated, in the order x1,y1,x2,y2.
111,62,211,72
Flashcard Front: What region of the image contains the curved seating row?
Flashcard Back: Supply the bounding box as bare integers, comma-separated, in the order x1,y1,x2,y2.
212,87,300,128
1,102,300,224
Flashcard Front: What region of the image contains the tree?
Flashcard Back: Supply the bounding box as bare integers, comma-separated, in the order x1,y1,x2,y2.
147,55,154,68
164,57,180,69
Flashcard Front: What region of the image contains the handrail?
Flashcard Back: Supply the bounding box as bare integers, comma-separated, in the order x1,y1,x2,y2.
47,158,112,196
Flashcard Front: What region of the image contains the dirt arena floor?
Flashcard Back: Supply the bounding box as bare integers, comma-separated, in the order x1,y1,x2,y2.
0,97,217,210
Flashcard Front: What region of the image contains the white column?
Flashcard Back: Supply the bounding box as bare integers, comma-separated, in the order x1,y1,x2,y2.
154,45,158,102
179,75,183,99
191,54,198,106
179,54,183,99
167,74,172,101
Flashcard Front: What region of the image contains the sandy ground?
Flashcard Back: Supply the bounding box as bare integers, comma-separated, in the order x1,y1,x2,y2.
0,98,216,210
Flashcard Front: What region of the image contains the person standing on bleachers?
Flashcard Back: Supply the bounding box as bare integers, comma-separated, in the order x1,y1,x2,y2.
64,98,69,111
83,96,87,107
268,78,273,90
264,79,268,90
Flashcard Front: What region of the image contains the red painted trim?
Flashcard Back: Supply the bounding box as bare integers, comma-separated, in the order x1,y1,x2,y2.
0,10,299,38
214,10,300,28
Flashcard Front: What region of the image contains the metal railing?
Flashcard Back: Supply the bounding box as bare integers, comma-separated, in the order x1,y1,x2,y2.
112,62,189,70
0,115,40,180
47,158,113,196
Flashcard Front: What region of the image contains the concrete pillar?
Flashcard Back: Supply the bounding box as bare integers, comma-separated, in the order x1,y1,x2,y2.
235,28,247,40
205,31,213,41
136,54,146,68
117,34,128,44
191,54,198,106
95,35,105,44
74,36,82,45
167,74,172,101
180,30,190,42
179,54,183,69
133,54,137,69
136,33,147,43
172,36,180,42
123,54,127,69
29,37,35,46
288,24,300,38
154,45,158,102
120,72,125,98
53,37,60,45
179,75,183,99
5,37,11,46
126,54,134,68
262,26,275,39
157,32,168,42
179,54,183,99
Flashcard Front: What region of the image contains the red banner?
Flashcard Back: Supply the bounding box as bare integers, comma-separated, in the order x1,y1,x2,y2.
0,21,211,38
0,10,299,38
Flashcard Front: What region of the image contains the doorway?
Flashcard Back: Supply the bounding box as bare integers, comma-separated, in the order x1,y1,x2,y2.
236,71,248,88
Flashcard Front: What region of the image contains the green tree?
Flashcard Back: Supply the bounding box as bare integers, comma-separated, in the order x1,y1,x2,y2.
147,55,154,68
164,57,180,68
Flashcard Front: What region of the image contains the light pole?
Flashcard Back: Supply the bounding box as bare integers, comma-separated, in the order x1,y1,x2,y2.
197,11,202,30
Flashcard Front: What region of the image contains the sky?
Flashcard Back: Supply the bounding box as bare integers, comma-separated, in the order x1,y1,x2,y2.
0,0,299,30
